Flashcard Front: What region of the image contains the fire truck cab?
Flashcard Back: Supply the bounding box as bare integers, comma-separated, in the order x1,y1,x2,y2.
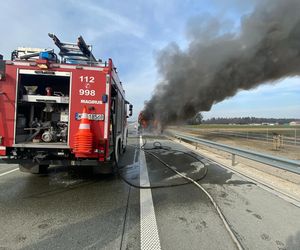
0,34,132,173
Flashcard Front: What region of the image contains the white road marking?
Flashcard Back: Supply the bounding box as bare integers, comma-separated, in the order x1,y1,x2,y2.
0,168,19,177
139,135,161,250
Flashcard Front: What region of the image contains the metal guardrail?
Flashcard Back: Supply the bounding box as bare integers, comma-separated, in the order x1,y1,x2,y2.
170,131,300,175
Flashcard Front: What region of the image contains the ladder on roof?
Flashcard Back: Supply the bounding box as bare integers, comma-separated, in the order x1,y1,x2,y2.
48,33,97,64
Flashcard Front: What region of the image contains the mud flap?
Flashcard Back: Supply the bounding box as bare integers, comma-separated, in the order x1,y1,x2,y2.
92,162,114,174
19,163,48,174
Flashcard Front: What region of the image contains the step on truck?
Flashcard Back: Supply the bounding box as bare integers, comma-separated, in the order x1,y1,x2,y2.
0,34,132,174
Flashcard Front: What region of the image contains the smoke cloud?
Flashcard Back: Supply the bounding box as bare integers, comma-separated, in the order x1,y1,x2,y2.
143,0,300,125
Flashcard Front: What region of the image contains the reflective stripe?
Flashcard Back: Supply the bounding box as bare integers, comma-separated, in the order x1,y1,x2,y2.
7,62,105,71
79,124,90,129
0,146,5,150
19,69,71,77
81,113,88,119
51,64,105,71
8,62,31,66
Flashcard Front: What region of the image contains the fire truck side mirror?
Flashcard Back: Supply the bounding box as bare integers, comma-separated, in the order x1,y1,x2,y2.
0,55,5,81
129,104,133,117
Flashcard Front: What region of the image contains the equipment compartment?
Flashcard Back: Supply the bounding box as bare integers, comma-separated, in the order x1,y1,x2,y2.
15,70,71,146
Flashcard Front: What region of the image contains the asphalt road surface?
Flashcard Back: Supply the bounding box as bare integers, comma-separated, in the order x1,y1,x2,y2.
1,131,300,249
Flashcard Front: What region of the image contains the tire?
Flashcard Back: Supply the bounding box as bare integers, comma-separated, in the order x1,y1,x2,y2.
114,140,120,163
122,131,128,153
38,165,49,174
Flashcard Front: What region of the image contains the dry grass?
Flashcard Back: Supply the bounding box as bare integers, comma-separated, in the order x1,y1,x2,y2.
172,125,300,160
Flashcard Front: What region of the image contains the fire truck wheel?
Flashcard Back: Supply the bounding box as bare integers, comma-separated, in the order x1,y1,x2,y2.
114,140,121,164
19,163,49,174
121,142,126,154
38,165,49,174
122,145,126,153
122,132,128,153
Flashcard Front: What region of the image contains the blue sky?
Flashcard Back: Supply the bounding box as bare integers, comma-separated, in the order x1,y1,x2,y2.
1,0,299,119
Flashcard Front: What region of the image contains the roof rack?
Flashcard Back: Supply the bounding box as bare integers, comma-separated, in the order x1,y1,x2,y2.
11,47,52,61
48,33,98,65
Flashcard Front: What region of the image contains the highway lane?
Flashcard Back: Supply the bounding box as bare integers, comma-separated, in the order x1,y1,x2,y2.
0,133,300,249
0,164,136,249
137,136,300,250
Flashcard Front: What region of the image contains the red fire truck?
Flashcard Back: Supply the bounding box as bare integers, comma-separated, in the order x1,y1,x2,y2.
0,34,132,174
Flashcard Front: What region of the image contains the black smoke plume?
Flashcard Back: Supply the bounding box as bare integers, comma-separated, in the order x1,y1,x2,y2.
143,0,300,125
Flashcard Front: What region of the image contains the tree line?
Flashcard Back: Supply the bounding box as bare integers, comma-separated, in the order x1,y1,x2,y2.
187,114,298,125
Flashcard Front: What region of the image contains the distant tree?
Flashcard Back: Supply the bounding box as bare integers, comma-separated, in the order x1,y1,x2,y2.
187,112,203,125
195,113,203,124
202,117,296,125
